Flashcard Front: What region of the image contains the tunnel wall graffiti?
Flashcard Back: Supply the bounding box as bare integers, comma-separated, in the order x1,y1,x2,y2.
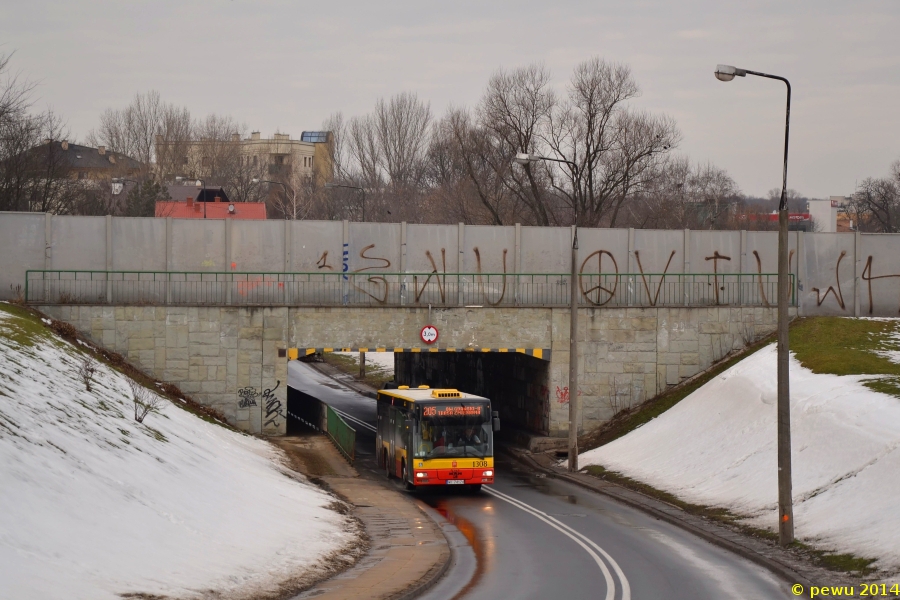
5,213,900,316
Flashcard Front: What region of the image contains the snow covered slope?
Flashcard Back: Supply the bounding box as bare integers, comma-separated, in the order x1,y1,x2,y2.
581,343,900,572
0,305,359,600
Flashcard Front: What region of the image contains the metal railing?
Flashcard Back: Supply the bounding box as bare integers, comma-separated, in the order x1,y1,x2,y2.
325,405,356,463
24,270,795,308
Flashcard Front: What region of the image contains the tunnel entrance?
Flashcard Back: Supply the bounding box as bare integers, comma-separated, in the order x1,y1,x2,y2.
394,352,550,438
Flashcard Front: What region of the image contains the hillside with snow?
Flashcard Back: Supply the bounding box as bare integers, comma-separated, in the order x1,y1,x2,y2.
581,340,900,573
0,304,360,600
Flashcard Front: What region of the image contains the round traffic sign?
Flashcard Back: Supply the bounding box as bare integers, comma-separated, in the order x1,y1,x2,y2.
420,325,439,344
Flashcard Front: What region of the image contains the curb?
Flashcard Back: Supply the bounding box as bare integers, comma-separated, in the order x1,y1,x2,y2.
297,361,454,600
391,502,453,600
504,448,815,589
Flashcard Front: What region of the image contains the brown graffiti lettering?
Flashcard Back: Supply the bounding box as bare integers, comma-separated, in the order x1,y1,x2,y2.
812,250,847,309
473,247,508,306
316,251,334,271
579,250,619,306
861,256,900,314
414,248,447,303
704,251,732,305
752,251,771,307
351,244,392,303
635,250,676,306
752,249,794,307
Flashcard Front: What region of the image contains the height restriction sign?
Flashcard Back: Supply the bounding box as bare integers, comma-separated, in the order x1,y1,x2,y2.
420,325,439,344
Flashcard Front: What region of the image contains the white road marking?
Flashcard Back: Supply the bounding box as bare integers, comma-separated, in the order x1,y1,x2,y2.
331,406,376,433
485,487,631,600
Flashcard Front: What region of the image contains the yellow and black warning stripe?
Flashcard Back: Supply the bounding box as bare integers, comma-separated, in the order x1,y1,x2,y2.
287,347,550,361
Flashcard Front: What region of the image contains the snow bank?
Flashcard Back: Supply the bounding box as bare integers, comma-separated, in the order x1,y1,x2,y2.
335,351,395,374
0,309,357,599
581,344,900,571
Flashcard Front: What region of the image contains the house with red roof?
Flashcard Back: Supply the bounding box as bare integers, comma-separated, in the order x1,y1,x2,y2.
156,186,266,219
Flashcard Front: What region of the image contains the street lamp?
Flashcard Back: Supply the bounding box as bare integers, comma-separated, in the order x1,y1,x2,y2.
514,152,582,473
176,176,206,219
324,182,367,222
715,63,794,546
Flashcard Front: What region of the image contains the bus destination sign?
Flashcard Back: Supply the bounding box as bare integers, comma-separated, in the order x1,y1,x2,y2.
423,404,484,417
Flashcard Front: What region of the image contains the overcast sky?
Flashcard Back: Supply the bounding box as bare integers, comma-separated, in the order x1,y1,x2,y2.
1,0,897,199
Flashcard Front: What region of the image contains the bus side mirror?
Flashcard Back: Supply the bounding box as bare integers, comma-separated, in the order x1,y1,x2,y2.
492,411,500,432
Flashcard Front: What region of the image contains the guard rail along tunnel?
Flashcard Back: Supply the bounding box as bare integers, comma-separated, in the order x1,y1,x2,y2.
8,213,897,445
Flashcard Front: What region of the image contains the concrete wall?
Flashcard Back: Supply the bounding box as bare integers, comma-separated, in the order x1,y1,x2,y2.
8,212,900,316
35,303,785,439
38,305,289,435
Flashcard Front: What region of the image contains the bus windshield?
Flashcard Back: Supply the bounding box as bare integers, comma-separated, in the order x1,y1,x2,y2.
414,402,492,459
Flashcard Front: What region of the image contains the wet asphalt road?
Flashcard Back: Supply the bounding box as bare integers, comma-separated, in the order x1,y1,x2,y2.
287,361,793,600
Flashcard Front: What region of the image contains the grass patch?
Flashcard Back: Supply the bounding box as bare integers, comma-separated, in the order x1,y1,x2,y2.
790,317,900,399
813,552,877,576
322,352,394,389
0,303,59,349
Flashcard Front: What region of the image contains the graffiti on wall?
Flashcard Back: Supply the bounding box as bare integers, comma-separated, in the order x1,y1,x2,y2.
237,387,259,408
635,250,677,307
812,251,847,309
263,380,283,428
579,250,619,306
555,385,582,404
862,256,900,314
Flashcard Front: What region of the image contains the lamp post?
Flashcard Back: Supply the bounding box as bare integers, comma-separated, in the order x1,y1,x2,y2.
515,153,581,472
176,176,206,218
714,63,794,546
324,182,367,222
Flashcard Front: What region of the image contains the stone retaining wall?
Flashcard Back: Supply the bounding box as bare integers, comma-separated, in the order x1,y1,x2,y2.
37,304,789,437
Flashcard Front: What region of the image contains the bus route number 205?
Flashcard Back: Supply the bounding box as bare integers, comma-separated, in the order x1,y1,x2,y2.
473,461,489,468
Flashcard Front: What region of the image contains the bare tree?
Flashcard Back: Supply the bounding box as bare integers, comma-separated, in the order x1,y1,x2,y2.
479,64,556,225
544,58,680,227
77,355,97,392
0,106,78,214
154,104,193,181
428,107,520,224
624,155,740,229
88,91,163,171
128,379,163,423
188,113,245,185
374,92,432,188
347,113,383,189
323,112,347,179
850,162,900,233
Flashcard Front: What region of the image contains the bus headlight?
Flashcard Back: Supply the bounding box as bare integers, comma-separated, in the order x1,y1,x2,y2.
416,472,427,478
483,470,493,477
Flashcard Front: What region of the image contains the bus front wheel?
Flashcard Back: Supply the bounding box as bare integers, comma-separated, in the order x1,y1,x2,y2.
401,462,414,491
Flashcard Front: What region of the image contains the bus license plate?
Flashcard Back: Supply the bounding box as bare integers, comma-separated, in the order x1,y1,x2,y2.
447,480,465,485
